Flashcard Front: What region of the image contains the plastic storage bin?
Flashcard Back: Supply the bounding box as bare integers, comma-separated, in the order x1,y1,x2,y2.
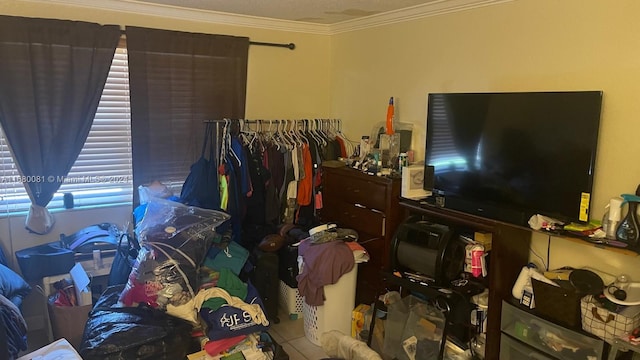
500,300,604,360
303,266,358,346
279,280,304,320
500,333,553,360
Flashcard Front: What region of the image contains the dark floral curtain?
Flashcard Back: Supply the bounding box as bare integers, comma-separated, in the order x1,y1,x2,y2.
0,15,120,234
125,26,249,205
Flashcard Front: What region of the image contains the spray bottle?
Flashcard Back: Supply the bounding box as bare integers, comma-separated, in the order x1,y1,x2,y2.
602,197,623,240
616,185,640,249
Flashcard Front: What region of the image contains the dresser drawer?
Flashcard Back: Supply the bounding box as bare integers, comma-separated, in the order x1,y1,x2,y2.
324,172,388,211
322,198,385,237
500,301,604,360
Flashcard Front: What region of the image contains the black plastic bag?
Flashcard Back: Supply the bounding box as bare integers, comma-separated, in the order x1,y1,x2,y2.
80,285,196,360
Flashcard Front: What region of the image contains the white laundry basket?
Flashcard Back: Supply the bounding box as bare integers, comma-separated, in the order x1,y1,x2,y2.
303,266,358,346
279,280,304,320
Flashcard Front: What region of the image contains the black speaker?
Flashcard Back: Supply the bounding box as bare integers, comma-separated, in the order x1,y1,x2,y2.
424,165,435,190
63,193,74,209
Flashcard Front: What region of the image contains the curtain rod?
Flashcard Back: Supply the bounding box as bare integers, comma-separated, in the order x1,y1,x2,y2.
250,41,295,50
118,29,295,50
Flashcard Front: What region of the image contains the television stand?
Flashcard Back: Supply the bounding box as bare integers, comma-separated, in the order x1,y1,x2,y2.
397,198,531,360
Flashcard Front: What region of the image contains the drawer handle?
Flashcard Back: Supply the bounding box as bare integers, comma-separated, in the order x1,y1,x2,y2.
591,307,615,323
354,203,365,209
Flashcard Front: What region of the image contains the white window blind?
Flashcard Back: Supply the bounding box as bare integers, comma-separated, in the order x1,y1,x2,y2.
0,43,132,214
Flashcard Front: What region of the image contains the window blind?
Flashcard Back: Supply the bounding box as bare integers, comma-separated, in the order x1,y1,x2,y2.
0,43,132,214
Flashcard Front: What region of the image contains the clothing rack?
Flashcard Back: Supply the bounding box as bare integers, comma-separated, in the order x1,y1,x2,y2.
203,118,355,157
203,118,341,127
204,119,350,140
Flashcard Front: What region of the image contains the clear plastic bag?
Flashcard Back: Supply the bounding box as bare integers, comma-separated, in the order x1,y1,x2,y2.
120,199,230,309
398,299,446,360
384,295,447,360
138,180,174,204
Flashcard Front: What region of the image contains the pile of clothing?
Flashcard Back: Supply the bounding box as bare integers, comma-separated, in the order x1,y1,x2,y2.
80,199,285,360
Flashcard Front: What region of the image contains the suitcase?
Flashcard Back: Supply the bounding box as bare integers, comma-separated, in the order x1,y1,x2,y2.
15,242,75,281
278,244,299,288
250,248,280,324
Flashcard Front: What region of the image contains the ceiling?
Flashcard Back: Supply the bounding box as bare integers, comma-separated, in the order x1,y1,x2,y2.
42,0,510,34
132,0,441,24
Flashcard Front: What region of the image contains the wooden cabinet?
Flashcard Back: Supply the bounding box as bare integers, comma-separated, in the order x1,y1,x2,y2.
319,166,402,305
399,199,531,360
320,166,532,359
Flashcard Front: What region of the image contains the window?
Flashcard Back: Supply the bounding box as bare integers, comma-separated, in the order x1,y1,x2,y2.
0,42,132,214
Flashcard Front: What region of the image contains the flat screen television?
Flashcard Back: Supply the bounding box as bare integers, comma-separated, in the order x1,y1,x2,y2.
424,91,603,227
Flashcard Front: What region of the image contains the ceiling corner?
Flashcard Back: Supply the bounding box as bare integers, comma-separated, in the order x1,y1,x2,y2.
329,0,513,34
19,0,512,35
28,0,334,35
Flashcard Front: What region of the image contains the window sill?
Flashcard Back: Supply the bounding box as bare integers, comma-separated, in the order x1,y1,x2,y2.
0,202,132,218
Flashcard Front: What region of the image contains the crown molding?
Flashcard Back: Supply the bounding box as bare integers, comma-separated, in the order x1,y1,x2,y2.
28,0,333,35
21,0,512,35
331,0,513,34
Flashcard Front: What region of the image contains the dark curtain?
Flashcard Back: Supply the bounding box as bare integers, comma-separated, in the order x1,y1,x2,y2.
0,15,120,234
126,26,249,205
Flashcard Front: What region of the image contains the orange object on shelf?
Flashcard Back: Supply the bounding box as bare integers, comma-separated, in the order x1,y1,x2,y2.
385,97,395,135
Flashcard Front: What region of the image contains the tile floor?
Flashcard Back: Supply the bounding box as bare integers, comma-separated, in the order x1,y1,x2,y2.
268,307,330,360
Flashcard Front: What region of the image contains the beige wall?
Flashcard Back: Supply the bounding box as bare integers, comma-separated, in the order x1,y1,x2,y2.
330,0,640,277
2,0,639,279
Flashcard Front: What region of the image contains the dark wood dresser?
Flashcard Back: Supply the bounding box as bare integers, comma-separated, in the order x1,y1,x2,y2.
319,165,402,305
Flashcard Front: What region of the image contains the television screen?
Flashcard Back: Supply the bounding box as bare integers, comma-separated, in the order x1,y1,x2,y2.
424,91,603,227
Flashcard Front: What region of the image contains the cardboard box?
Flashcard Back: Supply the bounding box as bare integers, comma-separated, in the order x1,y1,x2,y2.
474,231,492,252
46,262,94,350
48,302,92,350
351,303,371,338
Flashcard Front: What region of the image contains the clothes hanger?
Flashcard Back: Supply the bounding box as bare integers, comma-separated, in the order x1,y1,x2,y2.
265,119,280,151
224,118,242,167
313,118,328,146
294,119,309,145
281,120,296,149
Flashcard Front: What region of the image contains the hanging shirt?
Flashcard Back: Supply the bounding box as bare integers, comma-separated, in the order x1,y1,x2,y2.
291,146,300,181
335,137,348,158
231,135,252,197
219,172,229,211
297,143,313,206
